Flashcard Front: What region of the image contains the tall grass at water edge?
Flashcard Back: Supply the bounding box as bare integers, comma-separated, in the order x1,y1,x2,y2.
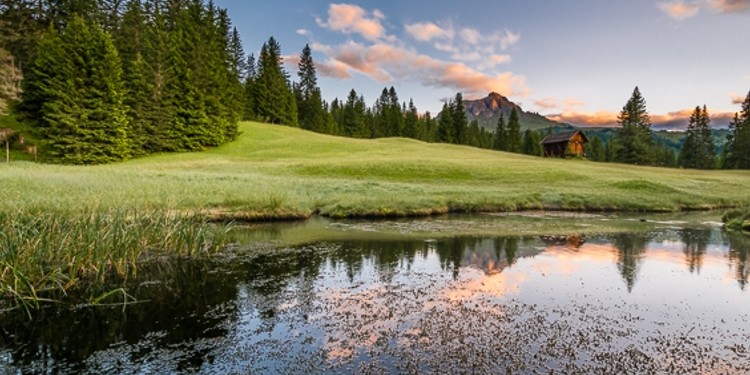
0,210,231,316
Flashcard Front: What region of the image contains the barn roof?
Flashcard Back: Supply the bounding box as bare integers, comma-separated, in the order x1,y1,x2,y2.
540,130,588,145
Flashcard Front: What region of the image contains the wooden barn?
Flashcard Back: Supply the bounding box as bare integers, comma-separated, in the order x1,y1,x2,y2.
540,130,588,158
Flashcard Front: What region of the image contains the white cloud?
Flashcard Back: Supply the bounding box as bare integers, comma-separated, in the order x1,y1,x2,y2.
657,0,701,20
316,3,393,42
296,29,310,36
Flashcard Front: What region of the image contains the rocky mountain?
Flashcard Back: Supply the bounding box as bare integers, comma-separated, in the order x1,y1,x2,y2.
463,92,574,132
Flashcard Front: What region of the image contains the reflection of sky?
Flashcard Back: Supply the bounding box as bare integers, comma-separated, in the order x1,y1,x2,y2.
242,231,749,367
17,229,747,372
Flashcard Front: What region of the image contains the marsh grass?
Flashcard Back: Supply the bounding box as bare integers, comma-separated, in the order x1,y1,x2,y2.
0,210,231,316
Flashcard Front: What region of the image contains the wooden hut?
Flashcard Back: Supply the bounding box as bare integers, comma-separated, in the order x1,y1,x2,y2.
540,130,588,158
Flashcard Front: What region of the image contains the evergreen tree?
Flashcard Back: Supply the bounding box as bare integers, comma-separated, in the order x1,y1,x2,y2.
342,89,366,137
522,128,542,156
295,44,327,132
679,105,715,169
387,86,404,137
22,17,130,163
437,101,454,143
588,136,605,161
493,112,506,151
255,36,297,126
725,91,750,169
452,92,467,144
243,53,256,120
506,107,522,153
403,98,418,139
614,86,654,165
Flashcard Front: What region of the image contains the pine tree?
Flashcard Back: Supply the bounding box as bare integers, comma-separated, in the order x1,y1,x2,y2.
679,106,715,169
588,136,605,161
255,36,297,126
493,113,506,151
243,53,257,120
22,17,130,163
403,98,418,139
437,101,454,143
725,90,750,169
342,89,366,137
522,128,542,156
506,107,522,153
452,92,467,144
614,86,654,165
295,44,327,133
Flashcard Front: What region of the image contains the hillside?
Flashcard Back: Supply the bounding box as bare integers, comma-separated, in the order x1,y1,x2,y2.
463,92,574,132
1,122,749,219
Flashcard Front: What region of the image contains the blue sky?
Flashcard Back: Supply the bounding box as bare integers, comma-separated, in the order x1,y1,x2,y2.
215,0,750,129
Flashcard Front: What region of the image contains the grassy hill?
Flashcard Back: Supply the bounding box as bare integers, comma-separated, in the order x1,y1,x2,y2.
2,121,749,219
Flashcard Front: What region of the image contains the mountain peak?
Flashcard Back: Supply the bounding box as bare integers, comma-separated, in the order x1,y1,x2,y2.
462,92,573,132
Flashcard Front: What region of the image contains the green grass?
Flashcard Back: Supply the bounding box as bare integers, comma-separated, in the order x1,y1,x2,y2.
1,121,749,218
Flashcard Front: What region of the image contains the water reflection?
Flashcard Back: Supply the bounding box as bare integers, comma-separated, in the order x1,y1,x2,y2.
1,226,749,373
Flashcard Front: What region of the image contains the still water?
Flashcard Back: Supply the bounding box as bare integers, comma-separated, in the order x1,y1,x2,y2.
1,214,749,373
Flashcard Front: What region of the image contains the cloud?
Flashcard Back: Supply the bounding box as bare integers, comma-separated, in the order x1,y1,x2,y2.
296,29,310,36
404,20,519,68
405,22,452,42
731,93,747,104
708,0,750,13
309,41,528,97
547,111,620,127
657,0,701,20
316,3,391,42
534,98,558,110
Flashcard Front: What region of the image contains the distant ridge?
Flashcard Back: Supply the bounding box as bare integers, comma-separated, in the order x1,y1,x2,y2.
463,92,574,132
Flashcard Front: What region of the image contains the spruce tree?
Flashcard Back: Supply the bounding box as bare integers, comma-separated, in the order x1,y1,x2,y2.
23,17,130,163
437,101,454,143
295,44,327,133
614,86,654,165
522,128,542,156
493,112,506,151
679,106,715,169
404,99,418,139
725,90,750,169
243,53,257,120
506,107,522,153
255,36,297,126
588,136,605,161
452,92,467,144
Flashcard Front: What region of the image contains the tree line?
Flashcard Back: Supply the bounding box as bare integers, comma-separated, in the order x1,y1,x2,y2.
1,1,748,167
1,0,243,163
583,87,750,170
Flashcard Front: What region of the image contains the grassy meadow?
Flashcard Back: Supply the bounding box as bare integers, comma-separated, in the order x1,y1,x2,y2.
2,121,750,310
3,121,749,217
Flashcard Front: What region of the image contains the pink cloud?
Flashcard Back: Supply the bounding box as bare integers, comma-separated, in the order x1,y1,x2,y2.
657,0,701,20
313,41,528,97
731,92,748,104
547,111,620,127
405,22,452,42
316,3,390,42
709,0,750,13
533,98,558,110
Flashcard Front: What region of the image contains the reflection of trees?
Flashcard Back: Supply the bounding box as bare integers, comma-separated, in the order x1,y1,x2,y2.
727,234,750,290
0,259,240,372
494,238,519,268
679,229,710,274
611,233,651,292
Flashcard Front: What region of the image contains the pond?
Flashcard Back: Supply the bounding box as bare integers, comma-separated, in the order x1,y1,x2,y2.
1,213,749,373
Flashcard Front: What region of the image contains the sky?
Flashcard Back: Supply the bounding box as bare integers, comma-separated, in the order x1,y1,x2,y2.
214,0,750,129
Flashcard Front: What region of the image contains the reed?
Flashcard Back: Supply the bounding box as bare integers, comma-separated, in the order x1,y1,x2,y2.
0,209,231,316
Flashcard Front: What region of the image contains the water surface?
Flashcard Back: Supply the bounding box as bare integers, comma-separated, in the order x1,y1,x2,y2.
1,214,749,373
